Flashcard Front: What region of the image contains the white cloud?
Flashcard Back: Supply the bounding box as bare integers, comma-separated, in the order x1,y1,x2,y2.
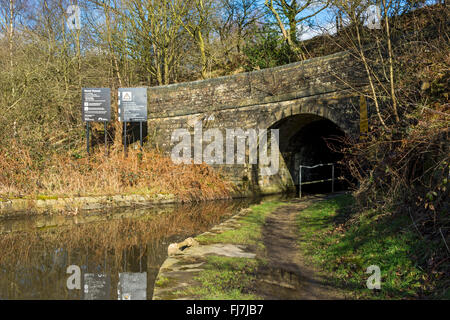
296,13,353,41
297,22,336,41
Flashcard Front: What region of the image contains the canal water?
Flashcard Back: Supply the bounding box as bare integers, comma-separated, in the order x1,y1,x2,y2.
0,195,287,300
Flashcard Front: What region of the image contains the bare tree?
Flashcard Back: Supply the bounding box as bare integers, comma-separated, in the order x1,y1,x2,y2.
122,0,186,85
0,0,21,94
172,0,215,79
265,0,329,59
219,0,262,53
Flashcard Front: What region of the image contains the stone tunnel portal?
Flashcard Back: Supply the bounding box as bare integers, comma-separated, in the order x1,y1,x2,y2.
270,114,348,195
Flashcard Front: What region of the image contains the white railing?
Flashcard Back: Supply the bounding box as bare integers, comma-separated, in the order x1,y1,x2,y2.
298,163,335,198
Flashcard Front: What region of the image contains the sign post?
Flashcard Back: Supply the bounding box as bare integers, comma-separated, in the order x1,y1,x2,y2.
82,88,111,155
118,88,147,154
104,121,108,156
86,122,90,154
123,121,127,156
140,121,143,149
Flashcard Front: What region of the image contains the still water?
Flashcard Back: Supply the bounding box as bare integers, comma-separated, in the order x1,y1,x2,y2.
0,196,285,300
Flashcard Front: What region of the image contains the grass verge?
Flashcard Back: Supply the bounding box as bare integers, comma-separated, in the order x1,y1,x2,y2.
296,194,446,299
176,256,262,300
196,201,283,251
175,201,284,299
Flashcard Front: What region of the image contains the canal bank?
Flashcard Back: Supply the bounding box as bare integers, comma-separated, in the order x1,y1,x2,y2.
0,189,272,218
0,193,177,217
153,192,443,300
153,194,345,300
1,191,439,299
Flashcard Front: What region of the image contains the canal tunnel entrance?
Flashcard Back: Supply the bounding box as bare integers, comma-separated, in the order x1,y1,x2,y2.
270,114,349,196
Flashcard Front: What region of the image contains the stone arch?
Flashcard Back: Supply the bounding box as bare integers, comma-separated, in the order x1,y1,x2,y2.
260,102,353,137
251,107,349,195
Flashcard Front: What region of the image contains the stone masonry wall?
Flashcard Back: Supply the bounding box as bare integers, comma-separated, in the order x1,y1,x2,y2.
146,51,368,195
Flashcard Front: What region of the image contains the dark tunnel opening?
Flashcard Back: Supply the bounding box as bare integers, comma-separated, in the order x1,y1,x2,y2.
272,114,350,196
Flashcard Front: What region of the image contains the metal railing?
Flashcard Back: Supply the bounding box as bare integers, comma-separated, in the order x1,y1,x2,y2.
298,163,335,198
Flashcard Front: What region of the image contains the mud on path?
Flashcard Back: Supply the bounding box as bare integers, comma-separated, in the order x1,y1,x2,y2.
258,195,345,300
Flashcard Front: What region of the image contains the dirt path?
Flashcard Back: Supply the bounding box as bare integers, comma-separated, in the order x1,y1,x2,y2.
257,195,345,300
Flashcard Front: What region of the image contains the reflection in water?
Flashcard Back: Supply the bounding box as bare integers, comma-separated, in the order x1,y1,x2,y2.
118,272,147,300
83,273,111,300
0,197,280,299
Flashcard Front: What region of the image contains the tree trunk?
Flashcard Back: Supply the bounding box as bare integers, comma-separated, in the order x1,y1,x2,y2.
382,0,399,123
197,29,207,79
288,13,297,45
9,0,14,71
355,20,388,130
